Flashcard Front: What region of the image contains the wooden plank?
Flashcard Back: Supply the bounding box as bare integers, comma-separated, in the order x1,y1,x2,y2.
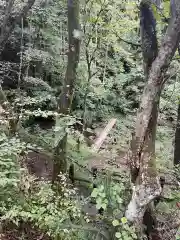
92,118,116,152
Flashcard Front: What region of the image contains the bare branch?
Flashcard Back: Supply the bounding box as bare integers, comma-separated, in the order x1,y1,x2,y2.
114,32,141,47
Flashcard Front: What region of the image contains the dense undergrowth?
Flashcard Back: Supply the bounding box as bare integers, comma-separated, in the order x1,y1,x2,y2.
0,0,180,240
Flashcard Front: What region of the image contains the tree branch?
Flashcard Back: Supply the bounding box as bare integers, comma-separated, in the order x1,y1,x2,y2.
115,32,141,47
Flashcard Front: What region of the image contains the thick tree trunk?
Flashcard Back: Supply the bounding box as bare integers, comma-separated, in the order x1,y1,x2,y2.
52,0,81,182
125,0,180,230
140,0,158,79
138,2,161,238
174,102,180,165
172,0,180,166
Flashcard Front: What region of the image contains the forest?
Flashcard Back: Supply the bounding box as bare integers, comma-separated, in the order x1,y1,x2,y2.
0,0,180,239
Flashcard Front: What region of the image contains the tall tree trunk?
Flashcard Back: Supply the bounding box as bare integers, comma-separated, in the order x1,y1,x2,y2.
125,0,180,232
174,102,180,165
134,2,160,238
140,0,158,79
52,0,81,182
139,0,159,171
172,0,180,166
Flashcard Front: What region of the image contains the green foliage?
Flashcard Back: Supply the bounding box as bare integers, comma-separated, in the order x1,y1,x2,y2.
1,0,180,239
112,218,137,240
90,173,135,239
2,174,82,239
91,179,126,212
0,132,26,212
0,129,84,239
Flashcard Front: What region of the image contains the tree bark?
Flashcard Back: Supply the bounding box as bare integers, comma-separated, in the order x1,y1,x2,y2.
52,0,81,182
140,0,158,79
172,0,180,166
125,0,180,229
174,102,180,165
138,2,160,238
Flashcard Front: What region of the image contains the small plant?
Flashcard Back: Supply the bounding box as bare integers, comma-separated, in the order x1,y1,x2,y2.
91,184,108,210
90,175,135,239
2,172,82,239
91,177,128,213
112,217,137,240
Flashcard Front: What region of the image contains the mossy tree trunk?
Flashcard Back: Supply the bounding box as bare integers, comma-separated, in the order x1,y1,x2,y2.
52,0,81,183
125,0,180,236
137,1,159,238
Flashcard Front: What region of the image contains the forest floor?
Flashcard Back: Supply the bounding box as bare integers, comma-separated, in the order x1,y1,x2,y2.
0,224,50,240
1,115,178,240
1,117,131,240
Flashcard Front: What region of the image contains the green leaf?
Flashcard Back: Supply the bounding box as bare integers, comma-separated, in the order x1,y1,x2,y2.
117,197,123,204
121,230,128,237
112,219,120,226
115,232,121,238
101,203,107,210
99,185,104,191
100,192,106,198
131,232,137,239
96,197,102,205
91,188,98,198
96,202,102,210
121,217,128,224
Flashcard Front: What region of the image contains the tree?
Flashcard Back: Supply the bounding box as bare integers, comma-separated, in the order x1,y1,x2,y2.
138,2,159,237
125,0,180,235
172,0,180,166
174,102,180,165
52,0,81,182
0,0,36,134
0,0,36,55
